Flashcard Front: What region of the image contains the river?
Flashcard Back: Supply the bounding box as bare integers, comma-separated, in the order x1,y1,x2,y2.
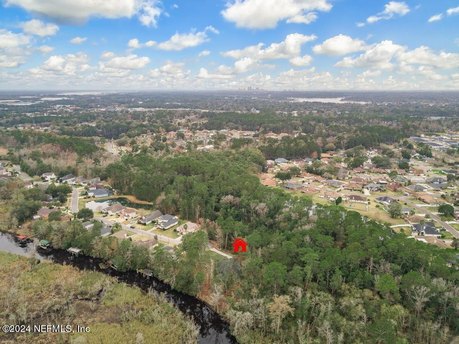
0,232,237,344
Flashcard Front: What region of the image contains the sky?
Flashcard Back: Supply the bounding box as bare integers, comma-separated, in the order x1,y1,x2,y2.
0,0,458,91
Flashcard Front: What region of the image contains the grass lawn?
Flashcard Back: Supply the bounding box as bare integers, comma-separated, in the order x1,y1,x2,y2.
152,227,180,239
0,252,198,344
441,231,454,240
209,250,229,262
451,224,459,231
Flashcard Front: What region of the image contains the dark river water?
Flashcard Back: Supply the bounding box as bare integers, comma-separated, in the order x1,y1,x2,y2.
0,232,237,344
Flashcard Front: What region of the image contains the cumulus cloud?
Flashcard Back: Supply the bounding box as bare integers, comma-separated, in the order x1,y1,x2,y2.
101,53,150,70
197,68,233,79
289,55,313,67
6,0,163,27
336,40,405,70
222,0,331,29
31,53,90,75
223,33,316,61
38,45,54,54
70,36,87,45
198,50,211,57
127,38,156,49
150,61,189,78
0,29,30,68
313,34,366,56
21,19,59,36
157,26,218,51
398,46,459,69
365,1,410,25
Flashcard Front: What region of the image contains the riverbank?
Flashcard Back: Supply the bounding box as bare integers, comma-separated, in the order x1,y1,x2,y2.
0,232,237,344
0,249,198,344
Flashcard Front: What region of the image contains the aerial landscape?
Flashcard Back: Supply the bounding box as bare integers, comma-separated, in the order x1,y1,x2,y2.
0,1,458,344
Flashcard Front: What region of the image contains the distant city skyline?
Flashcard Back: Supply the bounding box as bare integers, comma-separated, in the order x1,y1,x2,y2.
0,0,458,90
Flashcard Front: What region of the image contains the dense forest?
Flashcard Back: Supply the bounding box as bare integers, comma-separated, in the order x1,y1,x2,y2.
97,149,458,343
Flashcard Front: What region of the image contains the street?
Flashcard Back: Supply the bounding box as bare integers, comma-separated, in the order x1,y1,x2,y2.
401,188,459,239
71,188,79,214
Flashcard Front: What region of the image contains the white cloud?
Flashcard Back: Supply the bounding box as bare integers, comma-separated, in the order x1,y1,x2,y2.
128,38,141,49
38,45,54,54
447,6,459,16
128,38,156,49
0,29,30,49
21,19,59,37
286,12,318,25
222,0,331,29
289,55,313,67
198,50,211,57
150,61,189,78
336,40,405,70
313,34,366,56
398,46,459,69
157,26,218,51
101,53,150,70
366,1,410,24
70,36,87,45
6,0,163,27
223,33,316,61
33,53,90,75
0,30,30,68
428,14,443,23
197,68,233,79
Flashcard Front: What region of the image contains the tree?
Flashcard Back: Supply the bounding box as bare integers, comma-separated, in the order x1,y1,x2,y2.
388,202,402,219
275,171,291,181
335,197,343,205
77,208,94,221
48,210,62,222
371,156,391,169
268,295,294,334
263,262,287,294
452,238,459,250
375,274,398,299
438,204,454,218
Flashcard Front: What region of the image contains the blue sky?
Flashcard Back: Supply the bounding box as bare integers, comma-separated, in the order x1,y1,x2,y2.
0,0,458,90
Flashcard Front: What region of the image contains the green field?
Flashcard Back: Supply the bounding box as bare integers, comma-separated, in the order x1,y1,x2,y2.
0,252,197,344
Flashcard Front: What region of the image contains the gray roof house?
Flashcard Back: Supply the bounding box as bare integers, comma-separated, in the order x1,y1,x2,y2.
275,158,289,165
412,223,441,237
88,188,112,198
139,210,163,225
157,214,179,230
376,196,397,206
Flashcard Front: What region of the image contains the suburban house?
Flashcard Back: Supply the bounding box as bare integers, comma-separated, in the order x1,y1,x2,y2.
104,203,125,216
284,182,303,190
138,210,163,225
427,177,448,190
121,207,137,219
100,225,112,237
41,172,56,182
401,207,413,216
376,196,397,206
60,174,76,184
35,207,58,220
176,222,199,235
82,222,94,230
88,188,112,198
157,214,179,230
86,201,110,212
347,195,368,204
365,183,385,192
407,184,428,193
275,158,289,165
412,223,441,237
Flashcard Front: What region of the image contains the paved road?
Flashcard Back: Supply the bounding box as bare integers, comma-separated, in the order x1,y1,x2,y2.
71,188,79,214
400,188,459,239
95,216,233,258
96,217,182,246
